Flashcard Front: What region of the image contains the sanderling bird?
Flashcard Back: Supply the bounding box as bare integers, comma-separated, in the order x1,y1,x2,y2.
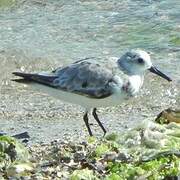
13,49,172,136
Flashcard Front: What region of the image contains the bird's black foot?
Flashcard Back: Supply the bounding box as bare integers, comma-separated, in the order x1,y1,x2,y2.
92,108,107,136
83,112,93,136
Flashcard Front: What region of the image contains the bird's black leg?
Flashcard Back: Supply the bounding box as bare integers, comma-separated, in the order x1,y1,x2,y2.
83,112,93,136
92,108,107,136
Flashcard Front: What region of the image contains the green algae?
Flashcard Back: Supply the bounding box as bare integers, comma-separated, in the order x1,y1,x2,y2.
0,136,33,178
69,121,180,180
0,0,17,8
1,121,179,179
170,36,180,45
71,169,99,180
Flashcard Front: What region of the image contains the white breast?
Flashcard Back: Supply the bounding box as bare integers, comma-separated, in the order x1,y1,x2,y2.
128,75,144,95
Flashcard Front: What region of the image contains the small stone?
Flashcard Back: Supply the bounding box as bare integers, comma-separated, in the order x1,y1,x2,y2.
81,141,88,146
73,151,85,162
95,161,106,173
61,156,71,163
116,152,131,162
75,145,84,151
22,139,29,143
103,152,117,162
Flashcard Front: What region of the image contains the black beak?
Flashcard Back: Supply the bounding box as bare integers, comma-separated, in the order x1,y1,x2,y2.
149,66,172,82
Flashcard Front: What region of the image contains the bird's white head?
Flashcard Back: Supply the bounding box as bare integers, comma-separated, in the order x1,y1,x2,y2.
117,49,172,81
117,49,152,75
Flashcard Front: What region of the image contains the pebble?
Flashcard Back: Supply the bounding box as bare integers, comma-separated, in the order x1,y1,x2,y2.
73,151,85,162
103,152,117,161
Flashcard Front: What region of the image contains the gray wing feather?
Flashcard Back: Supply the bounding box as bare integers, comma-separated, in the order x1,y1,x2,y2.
53,60,116,98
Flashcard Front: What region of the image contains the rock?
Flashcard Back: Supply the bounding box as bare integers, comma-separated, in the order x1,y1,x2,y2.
116,152,131,162
61,156,71,163
12,132,30,139
103,152,117,162
73,151,85,162
6,162,34,177
95,161,106,173
155,108,180,124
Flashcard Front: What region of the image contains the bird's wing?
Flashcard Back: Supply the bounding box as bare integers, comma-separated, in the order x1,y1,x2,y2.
13,58,123,99
53,59,118,98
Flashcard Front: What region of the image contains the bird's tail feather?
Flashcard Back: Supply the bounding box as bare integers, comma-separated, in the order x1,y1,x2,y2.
12,72,58,86
12,72,35,80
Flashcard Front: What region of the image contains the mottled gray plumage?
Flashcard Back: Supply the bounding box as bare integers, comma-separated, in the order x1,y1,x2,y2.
13,58,121,98
53,59,119,98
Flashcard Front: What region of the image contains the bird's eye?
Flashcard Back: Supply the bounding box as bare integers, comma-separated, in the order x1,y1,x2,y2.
137,58,144,64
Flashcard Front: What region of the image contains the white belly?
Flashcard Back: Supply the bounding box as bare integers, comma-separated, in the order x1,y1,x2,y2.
29,83,128,109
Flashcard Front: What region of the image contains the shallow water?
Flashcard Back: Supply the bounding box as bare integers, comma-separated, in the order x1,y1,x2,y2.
0,1,180,68
0,0,179,143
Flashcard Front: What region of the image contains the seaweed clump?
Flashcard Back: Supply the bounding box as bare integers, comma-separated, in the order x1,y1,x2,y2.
0,120,180,179
0,136,34,179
